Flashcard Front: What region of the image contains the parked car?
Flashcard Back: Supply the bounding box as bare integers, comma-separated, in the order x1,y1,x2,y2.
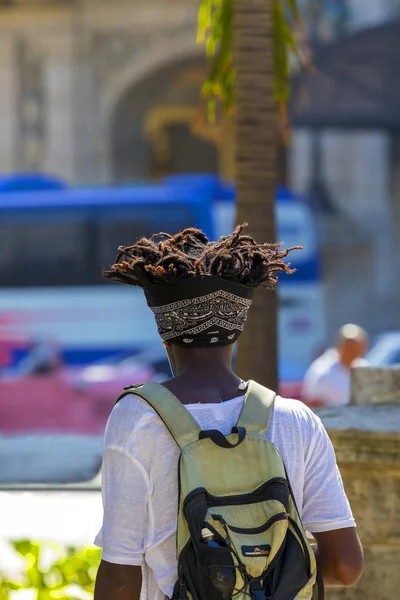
77,347,305,401
1,336,307,440
76,346,171,390
366,332,400,367
0,357,153,437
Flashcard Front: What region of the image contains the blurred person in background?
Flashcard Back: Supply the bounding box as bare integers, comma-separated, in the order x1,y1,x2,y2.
302,324,368,408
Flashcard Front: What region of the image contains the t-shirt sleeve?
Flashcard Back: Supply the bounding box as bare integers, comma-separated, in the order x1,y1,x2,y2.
94,408,151,566
301,411,355,534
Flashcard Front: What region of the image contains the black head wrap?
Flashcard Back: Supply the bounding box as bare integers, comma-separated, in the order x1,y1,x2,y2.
144,275,254,347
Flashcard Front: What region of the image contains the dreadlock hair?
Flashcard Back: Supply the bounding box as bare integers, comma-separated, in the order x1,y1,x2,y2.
103,224,302,290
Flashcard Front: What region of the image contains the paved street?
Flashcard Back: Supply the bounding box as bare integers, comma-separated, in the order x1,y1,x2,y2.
0,485,103,576
0,434,103,577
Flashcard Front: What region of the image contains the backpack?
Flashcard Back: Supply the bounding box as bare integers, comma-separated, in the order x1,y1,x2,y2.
117,380,323,600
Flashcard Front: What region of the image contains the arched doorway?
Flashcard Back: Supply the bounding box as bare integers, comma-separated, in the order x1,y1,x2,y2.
110,57,219,182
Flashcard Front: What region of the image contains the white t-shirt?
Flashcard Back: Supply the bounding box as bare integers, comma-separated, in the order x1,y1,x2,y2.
95,393,355,600
302,349,368,407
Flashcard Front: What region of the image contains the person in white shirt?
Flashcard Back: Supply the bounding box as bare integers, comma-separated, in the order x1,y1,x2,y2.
94,226,363,600
302,324,369,408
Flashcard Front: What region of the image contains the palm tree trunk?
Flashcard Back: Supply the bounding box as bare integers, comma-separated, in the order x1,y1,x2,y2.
233,0,278,390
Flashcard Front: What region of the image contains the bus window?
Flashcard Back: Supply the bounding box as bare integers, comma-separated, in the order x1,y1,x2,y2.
0,201,210,288
96,205,201,279
0,219,90,288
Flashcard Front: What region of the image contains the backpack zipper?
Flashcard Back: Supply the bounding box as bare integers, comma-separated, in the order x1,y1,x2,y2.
212,512,288,535
288,516,311,576
184,478,289,516
209,479,288,507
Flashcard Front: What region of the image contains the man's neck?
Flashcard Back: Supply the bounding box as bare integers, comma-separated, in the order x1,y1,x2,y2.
338,356,354,371
172,346,233,376
175,361,235,380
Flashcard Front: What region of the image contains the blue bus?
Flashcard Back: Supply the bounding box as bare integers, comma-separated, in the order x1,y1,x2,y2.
0,174,324,374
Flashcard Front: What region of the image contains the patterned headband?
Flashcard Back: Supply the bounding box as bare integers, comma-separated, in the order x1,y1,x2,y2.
144,276,254,347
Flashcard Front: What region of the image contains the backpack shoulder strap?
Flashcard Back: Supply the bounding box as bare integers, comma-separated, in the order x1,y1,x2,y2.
236,380,276,434
115,382,201,450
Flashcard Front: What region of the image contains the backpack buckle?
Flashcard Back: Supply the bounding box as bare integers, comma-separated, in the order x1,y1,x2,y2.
250,580,265,599
123,383,144,390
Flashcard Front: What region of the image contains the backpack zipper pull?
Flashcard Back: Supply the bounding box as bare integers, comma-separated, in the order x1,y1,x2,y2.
211,514,251,583
212,514,231,545
250,580,265,600
178,579,187,599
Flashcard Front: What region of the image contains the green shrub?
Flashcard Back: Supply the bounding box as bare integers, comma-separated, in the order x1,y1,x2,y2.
0,541,101,599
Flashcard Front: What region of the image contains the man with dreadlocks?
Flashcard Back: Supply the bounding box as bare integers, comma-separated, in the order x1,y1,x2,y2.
94,225,363,600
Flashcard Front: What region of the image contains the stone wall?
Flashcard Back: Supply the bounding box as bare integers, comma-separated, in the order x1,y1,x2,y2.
351,367,400,406
317,405,400,599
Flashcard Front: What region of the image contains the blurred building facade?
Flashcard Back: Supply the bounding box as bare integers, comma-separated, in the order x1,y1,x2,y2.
0,0,216,183
291,0,400,339
0,0,399,342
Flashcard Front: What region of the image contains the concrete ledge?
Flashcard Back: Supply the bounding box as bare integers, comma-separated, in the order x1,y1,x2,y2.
317,405,400,432
315,405,400,599
351,366,400,405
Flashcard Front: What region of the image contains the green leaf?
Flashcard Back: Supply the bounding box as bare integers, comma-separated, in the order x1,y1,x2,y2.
12,539,39,558
0,579,25,591
286,0,300,22
197,0,304,122
81,547,101,562
1,541,100,599
37,590,71,600
26,563,44,589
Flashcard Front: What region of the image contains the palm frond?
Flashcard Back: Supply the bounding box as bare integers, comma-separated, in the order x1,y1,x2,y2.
197,0,305,122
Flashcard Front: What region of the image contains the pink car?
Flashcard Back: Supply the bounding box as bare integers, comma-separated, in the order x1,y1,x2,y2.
0,345,303,437
0,358,153,436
